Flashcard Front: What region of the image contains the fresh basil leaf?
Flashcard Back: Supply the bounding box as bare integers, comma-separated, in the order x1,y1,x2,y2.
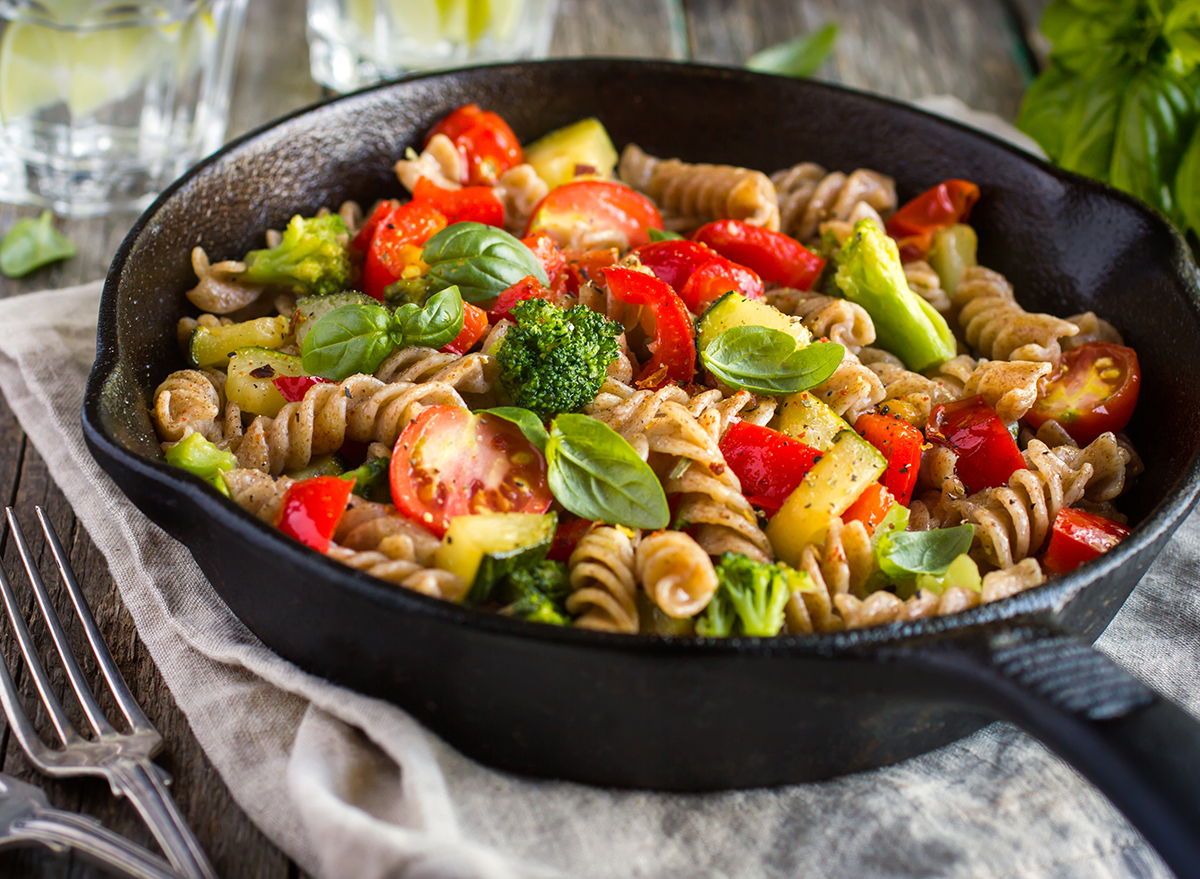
422,222,549,303
1165,0,1200,69
1110,64,1198,224
300,302,395,381
1057,63,1131,182
1016,62,1079,163
481,406,550,452
0,210,76,278
1176,119,1200,235
701,326,843,395
1041,0,1141,76
745,21,838,78
546,413,669,530
878,525,975,578
392,285,465,349
648,227,684,242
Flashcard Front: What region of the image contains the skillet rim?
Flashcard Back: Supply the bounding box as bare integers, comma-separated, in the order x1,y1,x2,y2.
83,57,1200,658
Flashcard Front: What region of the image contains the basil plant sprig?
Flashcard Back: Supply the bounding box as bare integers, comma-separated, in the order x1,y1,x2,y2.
484,408,670,531
301,286,465,381
700,326,844,396
422,222,548,303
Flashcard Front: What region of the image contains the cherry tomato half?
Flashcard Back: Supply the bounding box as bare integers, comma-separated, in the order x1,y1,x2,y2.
1041,507,1132,576
525,180,664,250
426,103,524,185
1025,342,1141,447
412,177,504,227
390,405,553,537
361,202,448,302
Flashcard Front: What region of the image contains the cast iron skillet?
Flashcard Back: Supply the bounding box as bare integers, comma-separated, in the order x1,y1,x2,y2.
84,61,1200,876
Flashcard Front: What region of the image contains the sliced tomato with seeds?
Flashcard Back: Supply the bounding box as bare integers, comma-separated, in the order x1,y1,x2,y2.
390,405,553,537
525,180,663,250
361,201,448,302
1025,342,1141,446
1041,507,1132,576
426,103,524,185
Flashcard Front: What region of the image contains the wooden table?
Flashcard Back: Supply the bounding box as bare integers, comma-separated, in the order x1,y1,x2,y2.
0,1,1047,875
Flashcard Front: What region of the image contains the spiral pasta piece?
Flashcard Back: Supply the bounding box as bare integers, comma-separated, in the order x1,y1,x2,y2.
808,348,886,423
184,247,264,314
566,526,641,633
904,260,952,317
980,558,1046,603
784,517,872,633
153,369,226,444
1046,432,1136,503
222,469,294,522
951,266,1079,362
835,587,983,630
494,164,550,234
962,359,1053,422
394,132,464,191
1062,311,1123,350
619,144,780,231
326,544,468,603
771,163,897,243
234,375,464,475
686,388,776,443
868,361,961,428
374,347,499,396
334,497,441,566
771,287,876,353
636,530,719,618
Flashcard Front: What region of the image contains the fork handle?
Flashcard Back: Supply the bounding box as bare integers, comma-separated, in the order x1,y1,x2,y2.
14,804,184,879
108,759,219,879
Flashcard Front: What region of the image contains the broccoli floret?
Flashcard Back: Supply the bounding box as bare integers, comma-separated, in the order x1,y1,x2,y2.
696,554,805,637
240,214,351,297
498,560,570,626
496,299,621,419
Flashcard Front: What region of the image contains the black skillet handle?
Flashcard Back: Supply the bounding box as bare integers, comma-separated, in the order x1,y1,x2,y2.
881,624,1200,879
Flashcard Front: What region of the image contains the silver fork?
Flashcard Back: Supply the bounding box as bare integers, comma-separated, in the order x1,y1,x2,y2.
0,772,183,879
0,506,218,879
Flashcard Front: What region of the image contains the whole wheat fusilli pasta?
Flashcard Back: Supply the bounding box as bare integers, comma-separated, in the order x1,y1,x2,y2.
771,163,896,243
636,530,719,618
566,526,641,633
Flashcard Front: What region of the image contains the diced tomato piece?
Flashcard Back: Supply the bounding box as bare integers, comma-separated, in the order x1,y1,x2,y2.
362,202,447,302
441,302,489,355
351,199,400,253
489,275,553,323
718,420,823,512
854,412,924,506
411,177,504,226
633,240,719,289
273,375,334,403
602,266,695,387
1041,507,1132,576
1026,342,1140,447
927,396,1026,494
692,219,826,290
886,179,980,261
525,180,664,250
547,517,594,563
562,247,620,296
426,103,523,185
275,476,355,553
521,232,570,292
842,482,896,535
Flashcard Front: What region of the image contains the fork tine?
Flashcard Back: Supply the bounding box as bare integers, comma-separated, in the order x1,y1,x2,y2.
0,533,79,746
34,506,154,735
0,628,56,765
5,508,114,740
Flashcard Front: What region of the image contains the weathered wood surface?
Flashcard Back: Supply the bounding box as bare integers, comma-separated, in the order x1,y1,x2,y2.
0,0,1044,874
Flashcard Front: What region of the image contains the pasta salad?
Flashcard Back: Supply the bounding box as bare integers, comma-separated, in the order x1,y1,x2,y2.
151,103,1143,637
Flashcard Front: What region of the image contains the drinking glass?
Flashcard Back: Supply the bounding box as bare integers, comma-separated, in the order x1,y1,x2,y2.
0,0,247,217
307,0,559,93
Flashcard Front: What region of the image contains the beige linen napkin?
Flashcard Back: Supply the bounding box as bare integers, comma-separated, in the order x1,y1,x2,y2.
0,280,1196,879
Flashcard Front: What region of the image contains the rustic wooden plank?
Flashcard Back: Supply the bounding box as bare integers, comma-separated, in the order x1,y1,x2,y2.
550,0,688,58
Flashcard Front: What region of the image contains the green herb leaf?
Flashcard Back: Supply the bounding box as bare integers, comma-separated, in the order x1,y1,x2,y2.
745,21,839,78
1176,119,1200,236
481,406,550,452
1016,62,1079,163
1040,0,1143,77
701,326,843,395
422,222,548,303
878,525,975,578
546,413,669,529
300,302,395,381
1058,64,1130,182
648,227,684,242
392,285,465,349
0,210,76,278
1165,0,1200,69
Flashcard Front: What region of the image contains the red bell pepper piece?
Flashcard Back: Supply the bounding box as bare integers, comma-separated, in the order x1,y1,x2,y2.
441,302,489,355
633,239,718,289
273,375,334,403
632,239,764,312
489,275,553,323
562,247,619,296
361,201,447,302
602,266,696,387
411,177,504,226
718,420,823,512
547,517,594,563
426,103,523,185
275,475,355,553
886,179,980,261
692,219,826,290
926,396,1026,494
351,199,400,253
842,482,896,535
854,412,924,506
1041,507,1132,576
521,232,570,292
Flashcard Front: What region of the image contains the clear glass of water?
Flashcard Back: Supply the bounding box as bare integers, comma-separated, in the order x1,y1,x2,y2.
0,0,247,217
307,0,559,93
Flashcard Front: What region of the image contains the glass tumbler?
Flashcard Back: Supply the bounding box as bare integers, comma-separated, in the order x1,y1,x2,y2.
0,0,247,217
307,0,559,93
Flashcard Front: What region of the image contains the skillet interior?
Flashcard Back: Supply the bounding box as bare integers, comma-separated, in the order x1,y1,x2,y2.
85,60,1200,789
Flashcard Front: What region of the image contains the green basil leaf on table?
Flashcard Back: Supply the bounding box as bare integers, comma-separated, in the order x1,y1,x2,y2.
1109,65,1198,224
481,407,550,452
878,525,975,578
701,326,843,396
0,210,76,278
546,413,669,530
745,21,839,78
300,302,395,381
422,221,548,303
1176,120,1200,236
391,285,465,349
